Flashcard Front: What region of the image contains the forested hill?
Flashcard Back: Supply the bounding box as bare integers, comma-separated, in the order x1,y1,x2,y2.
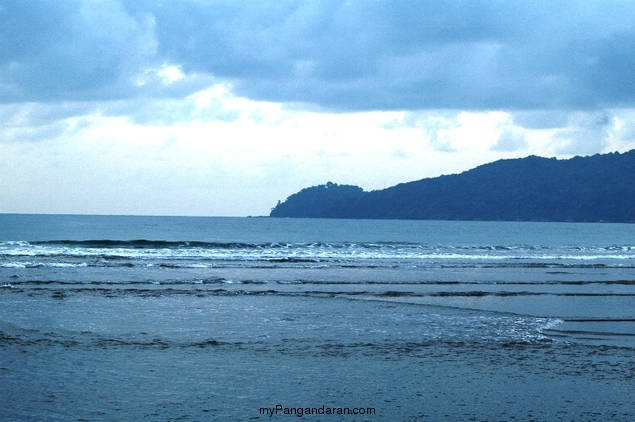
269,150,635,222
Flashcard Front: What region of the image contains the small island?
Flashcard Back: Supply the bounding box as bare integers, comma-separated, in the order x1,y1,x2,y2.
270,150,635,223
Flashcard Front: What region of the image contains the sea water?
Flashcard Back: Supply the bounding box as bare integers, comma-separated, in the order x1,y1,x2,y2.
1,215,634,420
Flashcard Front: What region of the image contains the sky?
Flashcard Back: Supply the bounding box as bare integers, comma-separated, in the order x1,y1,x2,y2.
2,0,635,216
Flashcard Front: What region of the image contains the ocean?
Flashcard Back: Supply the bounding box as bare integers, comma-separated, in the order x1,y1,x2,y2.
1,214,634,421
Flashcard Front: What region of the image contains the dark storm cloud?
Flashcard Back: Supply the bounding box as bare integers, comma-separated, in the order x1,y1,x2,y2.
0,0,210,103
2,0,635,111
0,0,150,102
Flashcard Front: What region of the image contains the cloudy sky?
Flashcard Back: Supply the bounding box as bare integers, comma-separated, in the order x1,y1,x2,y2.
2,0,635,216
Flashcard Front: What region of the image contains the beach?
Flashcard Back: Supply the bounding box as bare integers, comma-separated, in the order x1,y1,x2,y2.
1,215,634,420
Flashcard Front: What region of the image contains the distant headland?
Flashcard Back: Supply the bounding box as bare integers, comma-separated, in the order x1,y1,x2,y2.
270,150,635,223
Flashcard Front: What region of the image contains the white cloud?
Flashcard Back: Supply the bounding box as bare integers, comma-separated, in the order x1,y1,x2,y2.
550,111,614,155
3,95,635,215
0,89,516,214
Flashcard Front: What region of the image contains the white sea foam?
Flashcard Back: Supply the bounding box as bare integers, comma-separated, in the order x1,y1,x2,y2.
538,318,565,332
